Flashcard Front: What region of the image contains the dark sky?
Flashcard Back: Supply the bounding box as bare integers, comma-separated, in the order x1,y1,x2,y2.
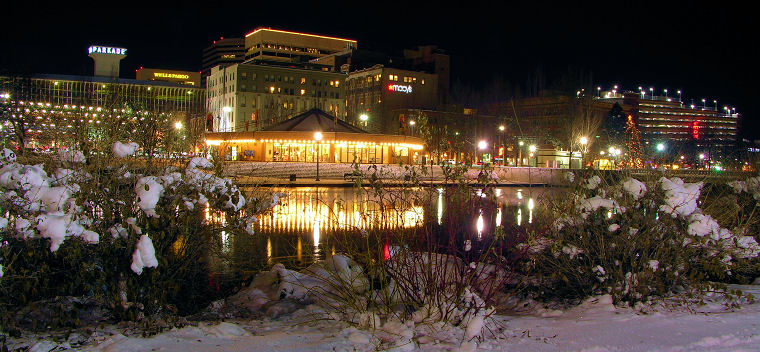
3,2,757,139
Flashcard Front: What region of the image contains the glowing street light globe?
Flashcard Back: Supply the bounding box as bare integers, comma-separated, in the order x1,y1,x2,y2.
656,143,665,152
314,131,323,141
579,136,588,145
528,145,536,153
478,140,488,150
174,121,183,130
359,114,368,121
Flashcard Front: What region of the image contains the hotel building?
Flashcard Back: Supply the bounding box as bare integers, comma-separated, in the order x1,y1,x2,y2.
243,28,356,64
206,62,346,132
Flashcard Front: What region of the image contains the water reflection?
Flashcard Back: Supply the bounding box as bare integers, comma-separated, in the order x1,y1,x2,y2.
255,187,425,234
227,186,555,269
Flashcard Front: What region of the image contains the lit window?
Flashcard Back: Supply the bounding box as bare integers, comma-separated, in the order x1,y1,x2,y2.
300,89,305,95
421,79,425,85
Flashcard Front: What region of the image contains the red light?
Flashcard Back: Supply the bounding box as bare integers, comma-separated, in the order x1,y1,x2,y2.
388,85,393,91
692,121,700,139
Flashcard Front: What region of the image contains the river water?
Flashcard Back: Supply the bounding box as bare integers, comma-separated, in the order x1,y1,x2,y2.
211,186,555,273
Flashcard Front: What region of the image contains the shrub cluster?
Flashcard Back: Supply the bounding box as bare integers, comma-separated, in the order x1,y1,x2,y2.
523,171,760,304
0,146,274,332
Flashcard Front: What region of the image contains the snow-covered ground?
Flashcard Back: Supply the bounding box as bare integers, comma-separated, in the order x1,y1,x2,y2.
13,285,756,352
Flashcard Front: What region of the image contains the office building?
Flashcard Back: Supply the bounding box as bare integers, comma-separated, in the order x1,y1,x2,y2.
201,37,245,85
136,68,201,86
243,28,356,64
206,62,346,132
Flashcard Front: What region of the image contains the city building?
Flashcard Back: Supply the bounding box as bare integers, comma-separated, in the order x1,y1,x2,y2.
136,68,201,86
243,28,356,64
0,74,205,149
345,65,438,135
205,108,424,164
1,44,206,150
201,37,245,85
485,88,740,166
206,62,347,132
597,91,739,154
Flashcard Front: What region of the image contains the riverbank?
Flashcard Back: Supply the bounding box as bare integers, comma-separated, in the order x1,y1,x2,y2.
224,161,750,187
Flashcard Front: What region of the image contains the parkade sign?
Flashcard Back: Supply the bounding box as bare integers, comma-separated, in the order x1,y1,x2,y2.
88,46,127,55
387,84,412,93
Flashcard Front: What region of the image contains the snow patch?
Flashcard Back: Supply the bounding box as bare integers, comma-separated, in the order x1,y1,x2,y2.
131,235,158,275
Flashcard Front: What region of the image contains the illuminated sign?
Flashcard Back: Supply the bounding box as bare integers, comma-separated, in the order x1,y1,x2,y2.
88,46,127,55
221,54,237,59
692,121,700,139
154,72,190,80
388,84,412,93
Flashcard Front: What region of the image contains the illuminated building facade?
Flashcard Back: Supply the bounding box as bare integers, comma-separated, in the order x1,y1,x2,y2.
205,109,424,164
136,68,201,86
345,65,438,135
206,63,347,132
489,90,740,159
0,74,205,149
602,92,739,152
243,28,356,64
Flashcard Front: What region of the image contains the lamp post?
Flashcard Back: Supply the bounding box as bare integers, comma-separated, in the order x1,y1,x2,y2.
677,90,682,104
498,125,505,165
359,113,368,128
314,131,323,181
579,136,588,169
649,87,654,99
409,120,416,136
528,144,536,167
221,106,232,132
518,140,524,166
478,140,488,165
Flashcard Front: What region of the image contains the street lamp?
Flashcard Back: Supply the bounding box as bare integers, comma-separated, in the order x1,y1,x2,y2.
528,144,536,167
409,120,416,136
222,106,232,132
314,132,323,181
649,87,654,99
579,136,588,169
518,140,524,166
359,113,368,128
478,140,488,165
677,90,682,103
174,121,183,130
656,143,665,152
498,125,505,165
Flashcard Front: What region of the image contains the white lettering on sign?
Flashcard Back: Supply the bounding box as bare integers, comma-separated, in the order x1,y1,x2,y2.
88,45,127,56
387,84,413,93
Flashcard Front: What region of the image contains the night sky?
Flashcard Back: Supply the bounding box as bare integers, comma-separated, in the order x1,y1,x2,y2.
3,2,757,140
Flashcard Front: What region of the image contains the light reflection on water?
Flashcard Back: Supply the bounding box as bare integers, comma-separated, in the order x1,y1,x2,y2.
225,186,553,268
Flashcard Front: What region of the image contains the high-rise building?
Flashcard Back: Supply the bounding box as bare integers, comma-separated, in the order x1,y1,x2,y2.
201,37,245,85
243,28,356,64
206,63,346,132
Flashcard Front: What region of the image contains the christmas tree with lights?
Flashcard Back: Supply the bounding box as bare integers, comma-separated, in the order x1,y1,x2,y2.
624,114,643,168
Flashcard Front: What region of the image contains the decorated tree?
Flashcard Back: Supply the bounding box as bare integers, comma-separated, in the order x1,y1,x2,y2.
624,114,643,168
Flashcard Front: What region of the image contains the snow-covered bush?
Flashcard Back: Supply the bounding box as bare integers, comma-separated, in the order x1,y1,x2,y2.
0,147,281,330
525,171,760,304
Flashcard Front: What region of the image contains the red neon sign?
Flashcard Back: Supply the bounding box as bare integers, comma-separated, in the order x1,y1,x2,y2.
692,121,699,140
